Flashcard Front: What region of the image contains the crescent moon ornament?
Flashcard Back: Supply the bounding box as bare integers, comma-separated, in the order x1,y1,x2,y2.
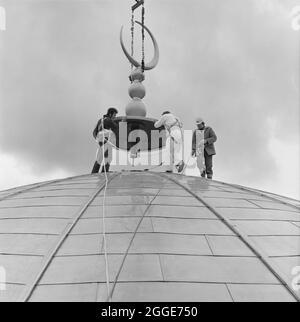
120,21,159,70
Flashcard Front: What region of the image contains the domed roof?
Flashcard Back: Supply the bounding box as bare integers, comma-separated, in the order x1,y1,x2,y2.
0,172,299,302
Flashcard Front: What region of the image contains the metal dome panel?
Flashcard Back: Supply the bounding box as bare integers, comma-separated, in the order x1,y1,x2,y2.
0,172,299,302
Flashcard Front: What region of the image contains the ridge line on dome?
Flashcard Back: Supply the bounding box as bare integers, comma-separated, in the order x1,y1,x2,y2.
18,173,120,303
31,281,283,286
239,186,300,203
52,253,256,259
0,173,97,204
150,173,300,302
213,179,300,212
105,187,164,302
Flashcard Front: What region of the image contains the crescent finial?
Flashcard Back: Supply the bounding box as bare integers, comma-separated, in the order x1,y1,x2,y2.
120,21,159,71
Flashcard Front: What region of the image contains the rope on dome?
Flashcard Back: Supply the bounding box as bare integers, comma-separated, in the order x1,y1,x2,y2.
100,117,111,302
20,173,120,302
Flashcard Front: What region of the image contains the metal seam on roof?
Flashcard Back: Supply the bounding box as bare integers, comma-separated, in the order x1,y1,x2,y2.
214,180,300,212
80,216,219,220
225,284,235,302
0,217,72,221
12,195,92,200
1,172,298,301
204,235,214,255
0,173,96,203
0,233,59,236
52,253,256,258
245,200,264,208
243,187,300,204
151,172,300,302
230,219,300,222
19,173,120,302
0,253,43,257
291,222,300,228
64,233,235,237
10,281,285,287
106,187,163,302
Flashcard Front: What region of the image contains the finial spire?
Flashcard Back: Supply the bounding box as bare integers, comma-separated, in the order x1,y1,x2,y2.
120,3,159,117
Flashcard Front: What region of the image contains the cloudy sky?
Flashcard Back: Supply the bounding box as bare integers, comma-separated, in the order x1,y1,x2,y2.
0,0,299,199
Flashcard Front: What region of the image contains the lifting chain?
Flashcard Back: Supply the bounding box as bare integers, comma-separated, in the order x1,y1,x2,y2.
130,1,145,74
141,3,145,72
130,8,135,73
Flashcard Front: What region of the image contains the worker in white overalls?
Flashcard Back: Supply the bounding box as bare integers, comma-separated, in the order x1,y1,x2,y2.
91,108,118,173
154,111,185,173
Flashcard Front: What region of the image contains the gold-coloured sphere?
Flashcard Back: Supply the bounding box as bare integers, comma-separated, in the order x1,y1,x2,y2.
129,81,146,99
125,98,146,117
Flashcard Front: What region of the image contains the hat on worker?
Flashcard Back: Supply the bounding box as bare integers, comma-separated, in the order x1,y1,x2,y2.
195,117,205,124
107,107,118,115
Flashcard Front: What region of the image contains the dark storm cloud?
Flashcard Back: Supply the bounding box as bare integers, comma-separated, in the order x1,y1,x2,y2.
0,0,298,186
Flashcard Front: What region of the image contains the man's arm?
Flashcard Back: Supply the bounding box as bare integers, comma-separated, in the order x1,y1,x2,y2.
154,115,166,128
92,119,101,139
192,130,196,153
206,127,217,145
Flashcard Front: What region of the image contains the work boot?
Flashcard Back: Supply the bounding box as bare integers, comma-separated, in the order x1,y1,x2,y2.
164,164,173,173
101,163,110,173
201,171,206,178
207,175,213,180
91,161,100,174
105,163,110,172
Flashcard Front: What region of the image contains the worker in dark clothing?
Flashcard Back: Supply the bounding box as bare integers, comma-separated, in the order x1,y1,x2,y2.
91,107,118,173
192,117,217,179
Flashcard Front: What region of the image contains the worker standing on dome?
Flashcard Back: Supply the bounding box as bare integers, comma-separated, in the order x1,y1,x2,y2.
91,107,118,173
192,118,217,179
154,111,185,173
